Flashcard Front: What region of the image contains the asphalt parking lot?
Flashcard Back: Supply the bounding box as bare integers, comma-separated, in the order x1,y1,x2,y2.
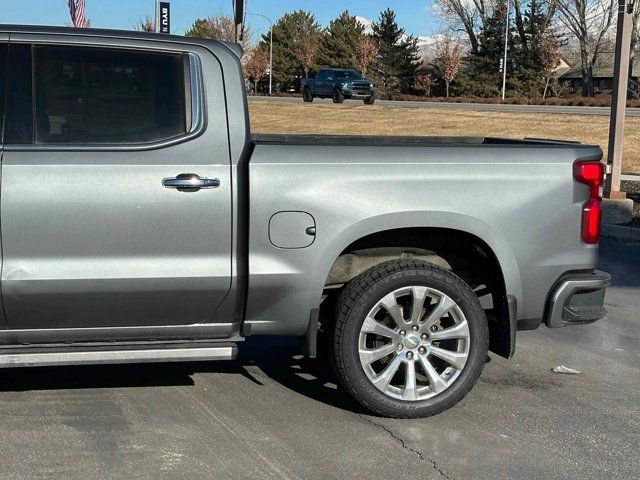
0,238,637,480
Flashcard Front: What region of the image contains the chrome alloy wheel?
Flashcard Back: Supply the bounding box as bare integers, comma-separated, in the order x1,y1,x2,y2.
358,286,471,401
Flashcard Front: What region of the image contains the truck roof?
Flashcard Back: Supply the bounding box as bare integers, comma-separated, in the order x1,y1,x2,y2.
0,24,243,58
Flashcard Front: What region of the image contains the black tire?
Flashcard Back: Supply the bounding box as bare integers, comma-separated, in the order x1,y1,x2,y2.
364,94,376,105
332,89,345,104
332,260,488,418
303,87,313,103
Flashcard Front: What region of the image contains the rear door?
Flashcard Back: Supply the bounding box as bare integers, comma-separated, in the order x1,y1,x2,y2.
1,36,233,330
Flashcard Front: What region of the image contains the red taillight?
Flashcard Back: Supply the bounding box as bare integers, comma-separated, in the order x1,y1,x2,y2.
574,161,604,244
581,197,602,244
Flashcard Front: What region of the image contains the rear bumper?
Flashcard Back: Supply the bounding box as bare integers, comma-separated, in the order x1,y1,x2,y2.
544,270,611,328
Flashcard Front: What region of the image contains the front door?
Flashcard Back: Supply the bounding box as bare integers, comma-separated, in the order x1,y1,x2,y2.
324,71,336,97
1,39,232,330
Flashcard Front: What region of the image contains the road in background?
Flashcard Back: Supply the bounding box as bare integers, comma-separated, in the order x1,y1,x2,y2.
250,95,640,117
0,239,637,479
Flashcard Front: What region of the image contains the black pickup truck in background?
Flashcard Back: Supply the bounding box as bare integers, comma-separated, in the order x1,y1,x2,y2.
301,68,376,104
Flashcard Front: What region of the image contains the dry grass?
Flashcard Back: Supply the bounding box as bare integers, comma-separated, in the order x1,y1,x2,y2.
249,100,640,174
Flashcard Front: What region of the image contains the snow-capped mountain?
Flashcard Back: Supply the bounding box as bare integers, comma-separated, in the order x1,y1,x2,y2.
355,16,375,35
355,16,465,64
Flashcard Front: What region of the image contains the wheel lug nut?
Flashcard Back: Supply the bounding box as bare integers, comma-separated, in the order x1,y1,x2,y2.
406,351,414,360
421,333,429,340
411,325,419,331
418,346,426,355
399,330,406,336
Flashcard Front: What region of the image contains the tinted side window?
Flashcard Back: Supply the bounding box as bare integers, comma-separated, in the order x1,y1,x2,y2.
34,46,187,144
0,43,6,143
317,70,326,81
5,44,33,144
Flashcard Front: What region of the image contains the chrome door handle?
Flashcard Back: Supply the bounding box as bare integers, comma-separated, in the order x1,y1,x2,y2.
162,174,220,192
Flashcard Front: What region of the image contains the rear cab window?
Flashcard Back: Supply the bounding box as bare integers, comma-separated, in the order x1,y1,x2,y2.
0,42,7,144
5,42,197,146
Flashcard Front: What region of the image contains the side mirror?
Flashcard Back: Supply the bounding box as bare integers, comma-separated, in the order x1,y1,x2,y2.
327,77,333,81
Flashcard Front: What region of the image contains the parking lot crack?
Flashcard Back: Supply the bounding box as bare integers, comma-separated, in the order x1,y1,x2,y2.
357,414,454,479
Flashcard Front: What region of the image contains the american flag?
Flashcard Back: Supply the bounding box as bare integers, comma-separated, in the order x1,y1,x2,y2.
68,0,87,28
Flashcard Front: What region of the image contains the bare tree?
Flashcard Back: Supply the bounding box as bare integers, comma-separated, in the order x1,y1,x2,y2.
556,0,616,96
550,76,569,97
633,2,640,52
629,2,640,95
433,0,496,54
135,15,155,32
355,36,379,75
295,30,320,78
186,15,251,50
414,74,436,96
540,30,562,97
243,46,270,92
436,35,463,98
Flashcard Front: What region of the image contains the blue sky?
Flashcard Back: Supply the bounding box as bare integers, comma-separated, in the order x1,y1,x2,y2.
1,0,440,39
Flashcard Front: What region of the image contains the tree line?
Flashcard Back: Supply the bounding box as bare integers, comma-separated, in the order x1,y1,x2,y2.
182,2,640,99
186,9,423,96
436,0,638,97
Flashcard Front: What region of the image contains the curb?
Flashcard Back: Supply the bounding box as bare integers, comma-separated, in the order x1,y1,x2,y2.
621,175,640,181
602,223,640,242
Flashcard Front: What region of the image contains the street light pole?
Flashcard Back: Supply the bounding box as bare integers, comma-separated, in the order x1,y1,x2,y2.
605,0,636,198
501,0,511,101
246,12,273,96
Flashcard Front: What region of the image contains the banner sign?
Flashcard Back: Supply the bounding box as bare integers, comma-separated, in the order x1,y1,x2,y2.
159,2,170,34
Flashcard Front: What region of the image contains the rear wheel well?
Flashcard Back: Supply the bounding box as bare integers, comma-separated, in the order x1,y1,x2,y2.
321,228,513,358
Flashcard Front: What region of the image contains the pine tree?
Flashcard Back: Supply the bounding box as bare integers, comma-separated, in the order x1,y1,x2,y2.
259,11,322,92
371,9,420,94
510,0,559,97
468,2,512,97
319,11,365,69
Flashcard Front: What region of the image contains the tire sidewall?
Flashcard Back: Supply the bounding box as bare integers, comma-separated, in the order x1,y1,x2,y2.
338,267,488,416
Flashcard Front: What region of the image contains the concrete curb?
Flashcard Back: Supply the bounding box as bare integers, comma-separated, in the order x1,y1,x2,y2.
602,223,640,241
621,174,640,181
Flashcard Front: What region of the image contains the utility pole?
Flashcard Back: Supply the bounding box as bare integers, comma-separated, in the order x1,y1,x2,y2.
501,0,511,101
246,12,273,96
605,0,637,198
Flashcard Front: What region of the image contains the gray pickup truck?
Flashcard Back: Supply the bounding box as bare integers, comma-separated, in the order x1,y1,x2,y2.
301,68,376,104
0,26,610,418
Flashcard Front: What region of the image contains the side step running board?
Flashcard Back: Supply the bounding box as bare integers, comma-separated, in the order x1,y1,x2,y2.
0,343,237,368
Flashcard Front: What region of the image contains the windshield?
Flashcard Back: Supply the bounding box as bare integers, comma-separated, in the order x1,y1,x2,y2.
335,70,362,80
